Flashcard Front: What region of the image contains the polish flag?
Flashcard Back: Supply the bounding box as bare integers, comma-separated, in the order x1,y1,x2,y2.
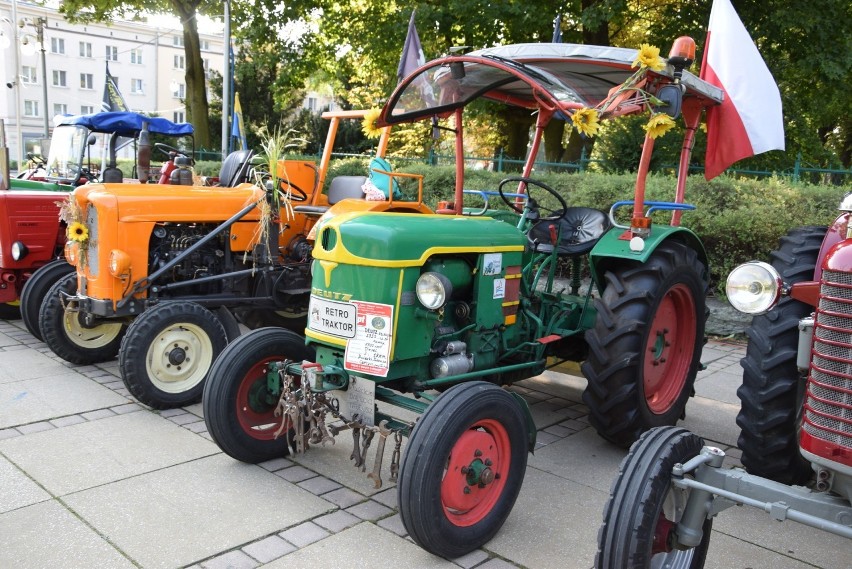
700,0,784,179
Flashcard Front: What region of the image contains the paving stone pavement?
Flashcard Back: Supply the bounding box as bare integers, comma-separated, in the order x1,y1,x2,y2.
0,318,848,569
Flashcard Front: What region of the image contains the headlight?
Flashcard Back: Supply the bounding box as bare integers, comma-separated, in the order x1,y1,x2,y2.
416,272,453,310
11,241,28,261
726,261,782,314
64,241,79,266
109,249,131,277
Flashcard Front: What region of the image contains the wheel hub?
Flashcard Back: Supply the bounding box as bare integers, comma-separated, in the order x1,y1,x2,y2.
652,514,675,554
168,345,187,365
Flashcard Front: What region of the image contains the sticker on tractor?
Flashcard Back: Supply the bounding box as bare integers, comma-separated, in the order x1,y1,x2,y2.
482,253,503,275
493,278,506,299
344,300,393,377
308,295,357,338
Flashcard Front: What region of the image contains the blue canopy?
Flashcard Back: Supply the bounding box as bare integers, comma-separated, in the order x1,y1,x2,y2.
57,111,194,137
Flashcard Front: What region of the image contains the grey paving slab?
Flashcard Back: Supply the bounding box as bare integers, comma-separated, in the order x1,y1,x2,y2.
704,530,829,568
0,411,220,495
63,454,333,569
680,394,741,448
516,370,586,402
0,372,128,429
265,522,457,569
694,368,744,405
527,426,625,493
0,500,134,569
0,349,75,383
486,466,607,569
0,454,51,513
0,332,19,347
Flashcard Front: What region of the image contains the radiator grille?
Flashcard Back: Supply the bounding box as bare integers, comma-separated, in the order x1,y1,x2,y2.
85,204,99,277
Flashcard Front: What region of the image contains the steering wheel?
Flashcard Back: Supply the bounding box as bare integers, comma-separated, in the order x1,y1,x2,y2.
497,176,568,222
279,180,309,202
154,143,186,159
69,164,96,185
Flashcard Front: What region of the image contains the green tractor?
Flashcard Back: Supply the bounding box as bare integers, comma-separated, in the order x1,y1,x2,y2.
204,38,723,557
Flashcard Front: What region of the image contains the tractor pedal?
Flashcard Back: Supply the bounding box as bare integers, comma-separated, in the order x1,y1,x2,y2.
536,334,561,344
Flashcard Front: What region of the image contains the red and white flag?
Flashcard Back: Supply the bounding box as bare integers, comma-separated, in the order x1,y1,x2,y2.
700,0,784,179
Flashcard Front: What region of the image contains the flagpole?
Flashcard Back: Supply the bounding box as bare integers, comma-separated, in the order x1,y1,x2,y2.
221,0,231,159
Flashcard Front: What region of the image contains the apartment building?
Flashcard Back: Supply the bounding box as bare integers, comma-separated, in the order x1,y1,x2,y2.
0,0,225,167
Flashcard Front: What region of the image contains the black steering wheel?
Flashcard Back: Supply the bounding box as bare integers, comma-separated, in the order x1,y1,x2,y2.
153,143,186,159
279,180,309,202
497,176,568,222
69,164,96,185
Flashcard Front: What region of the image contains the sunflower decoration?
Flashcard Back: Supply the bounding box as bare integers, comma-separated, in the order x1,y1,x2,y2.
68,222,89,243
643,113,676,139
571,107,600,137
632,43,665,72
362,108,383,139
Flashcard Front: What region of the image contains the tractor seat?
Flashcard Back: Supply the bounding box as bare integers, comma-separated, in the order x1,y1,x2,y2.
528,207,611,256
293,175,367,216
101,166,123,183
219,149,255,187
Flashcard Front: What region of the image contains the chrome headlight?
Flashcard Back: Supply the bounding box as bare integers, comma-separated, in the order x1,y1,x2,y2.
726,261,782,315
416,272,453,310
11,241,28,261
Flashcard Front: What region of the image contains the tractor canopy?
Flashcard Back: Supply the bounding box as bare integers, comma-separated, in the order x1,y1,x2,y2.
57,112,195,137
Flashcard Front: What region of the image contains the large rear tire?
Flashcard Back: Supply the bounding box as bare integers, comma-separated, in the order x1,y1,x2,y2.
119,302,228,409
20,260,75,340
582,240,708,447
398,381,528,559
736,226,826,485
595,426,712,569
40,273,126,364
203,327,314,463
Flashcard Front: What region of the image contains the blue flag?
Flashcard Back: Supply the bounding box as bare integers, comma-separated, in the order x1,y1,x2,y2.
397,10,425,83
552,14,562,43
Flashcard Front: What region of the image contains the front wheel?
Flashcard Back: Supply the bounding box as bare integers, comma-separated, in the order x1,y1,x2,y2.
40,273,126,364
20,260,75,340
203,327,314,463
398,381,529,559
582,240,707,447
119,302,228,409
595,426,713,568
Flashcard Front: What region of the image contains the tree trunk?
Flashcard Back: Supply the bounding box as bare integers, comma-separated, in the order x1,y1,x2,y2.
544,119,566,165
174,1,211,148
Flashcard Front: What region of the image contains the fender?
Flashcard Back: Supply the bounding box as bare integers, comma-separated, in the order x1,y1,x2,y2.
589,225,708,290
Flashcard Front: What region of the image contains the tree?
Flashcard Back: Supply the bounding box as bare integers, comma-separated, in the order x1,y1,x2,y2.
59,0,216,147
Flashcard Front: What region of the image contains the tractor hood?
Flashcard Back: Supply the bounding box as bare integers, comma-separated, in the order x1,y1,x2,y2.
73,183,266,223
312,212,525,267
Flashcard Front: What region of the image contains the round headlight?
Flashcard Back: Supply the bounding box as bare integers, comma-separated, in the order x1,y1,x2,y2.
109,249,131,277
726,261,782,315
11,241,28,261
416,272,452,310
64,241,78,266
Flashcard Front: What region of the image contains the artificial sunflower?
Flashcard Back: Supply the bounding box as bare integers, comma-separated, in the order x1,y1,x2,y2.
68,222,89,242
632,43,665,72
643,113,676,139
362,108,383,139
571,107,600,137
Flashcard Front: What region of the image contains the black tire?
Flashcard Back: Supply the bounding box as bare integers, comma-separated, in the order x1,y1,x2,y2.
203,327,314,463
20,260,75,340
398,381,529,559
213,306,242,341
40,273,126,364
0,303,20,319
119,302,228,409
596,426,713,569
234,307,307,334
736,226,826,484
581,240,708,447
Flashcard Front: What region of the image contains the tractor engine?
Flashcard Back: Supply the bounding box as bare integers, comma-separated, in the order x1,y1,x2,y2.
148,223,229,290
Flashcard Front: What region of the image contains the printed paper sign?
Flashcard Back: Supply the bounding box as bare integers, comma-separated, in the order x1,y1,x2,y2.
493,278,506,299
482,253,503,275
308,295,357,338
344,300,394,377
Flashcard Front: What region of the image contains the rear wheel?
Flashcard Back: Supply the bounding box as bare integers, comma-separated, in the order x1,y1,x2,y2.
398,381,528,559
596,426,712,569
119,302,228,409
40,273,126,364
582,241,708,447
736,226,825,484
234,307,307,333
203,327,314,463
20,260,75,340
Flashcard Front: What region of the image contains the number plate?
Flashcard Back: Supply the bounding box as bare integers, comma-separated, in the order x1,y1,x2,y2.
308,295,356,338
332,376,376,426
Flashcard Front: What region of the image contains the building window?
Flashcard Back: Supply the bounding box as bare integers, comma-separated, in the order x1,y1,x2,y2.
200,40,210,51
307,97,317,112
51,37,65,54
52,70,67,87
173,35,184,47
21,66,37,84
173,111,185,123
79,42,92,58
80,73,93,89
130,48,143,65
106,46,118,61
131,79,144,94
174,55,185,69
53,103,68,116
172,83,185,98
24,100,39,117
81,105,94,115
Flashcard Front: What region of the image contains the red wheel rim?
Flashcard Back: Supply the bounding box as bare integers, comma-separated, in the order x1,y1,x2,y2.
440,419,511,527
235,356,291,441
651,513,675,554
643,283,696,414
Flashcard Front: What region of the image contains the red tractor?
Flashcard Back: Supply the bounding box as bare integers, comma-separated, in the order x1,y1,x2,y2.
596,208,852,566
